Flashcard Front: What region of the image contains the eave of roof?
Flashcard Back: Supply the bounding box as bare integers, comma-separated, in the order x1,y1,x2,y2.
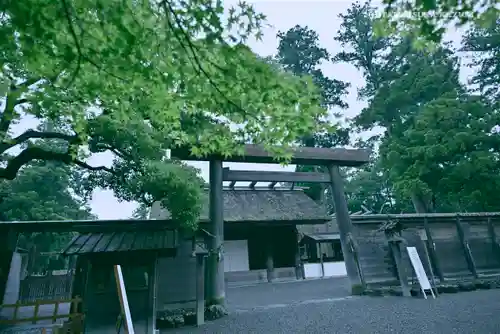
62,230,177,255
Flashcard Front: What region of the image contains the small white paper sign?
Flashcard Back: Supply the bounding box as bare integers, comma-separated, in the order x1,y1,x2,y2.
406,247,432,290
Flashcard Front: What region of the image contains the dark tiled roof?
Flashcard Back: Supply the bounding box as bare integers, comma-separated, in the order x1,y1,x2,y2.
150,189,330,223
62,230,177,255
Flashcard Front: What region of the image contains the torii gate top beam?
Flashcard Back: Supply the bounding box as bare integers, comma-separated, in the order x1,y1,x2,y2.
171,144,370,166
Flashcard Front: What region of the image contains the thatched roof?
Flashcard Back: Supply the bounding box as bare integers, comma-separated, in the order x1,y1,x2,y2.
150,188,330,224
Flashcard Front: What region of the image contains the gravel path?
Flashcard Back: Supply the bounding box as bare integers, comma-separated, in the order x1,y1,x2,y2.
226,277,351,312
168,279,500,334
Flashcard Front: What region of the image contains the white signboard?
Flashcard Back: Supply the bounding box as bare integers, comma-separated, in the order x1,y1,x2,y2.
406,247,432,290
114,265,135,334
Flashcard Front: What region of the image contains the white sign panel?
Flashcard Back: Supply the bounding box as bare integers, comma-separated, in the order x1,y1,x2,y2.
406,247,432,290
114,265,135,334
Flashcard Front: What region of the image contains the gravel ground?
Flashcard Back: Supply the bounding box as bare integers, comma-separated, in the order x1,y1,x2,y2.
168,278,500,334
226,277,351,312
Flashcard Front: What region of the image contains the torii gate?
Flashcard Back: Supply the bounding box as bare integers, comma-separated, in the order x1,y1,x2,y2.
171,144,370,303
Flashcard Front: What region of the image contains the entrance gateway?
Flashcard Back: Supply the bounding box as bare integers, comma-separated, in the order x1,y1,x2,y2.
0,143,370,331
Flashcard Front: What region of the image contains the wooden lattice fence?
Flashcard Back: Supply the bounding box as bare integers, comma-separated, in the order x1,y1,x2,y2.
19,272,73,303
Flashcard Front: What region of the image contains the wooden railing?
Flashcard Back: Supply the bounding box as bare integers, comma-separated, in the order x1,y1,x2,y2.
0,296,83,328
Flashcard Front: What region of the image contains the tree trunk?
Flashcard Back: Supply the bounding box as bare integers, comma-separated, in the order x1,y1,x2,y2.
411,192,429,213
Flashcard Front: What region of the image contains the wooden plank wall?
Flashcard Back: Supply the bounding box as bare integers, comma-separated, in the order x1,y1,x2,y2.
351,223,395,284
156,240,197,310
351,214,500,288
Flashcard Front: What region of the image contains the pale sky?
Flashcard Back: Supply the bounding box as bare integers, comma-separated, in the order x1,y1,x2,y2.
7,1,476,219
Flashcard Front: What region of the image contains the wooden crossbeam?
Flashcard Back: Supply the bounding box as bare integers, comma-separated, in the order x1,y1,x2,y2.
223,169,331,183
0,219,181,234
171,144,370,166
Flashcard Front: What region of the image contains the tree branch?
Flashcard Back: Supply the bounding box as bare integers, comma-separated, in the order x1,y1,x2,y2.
60,0,128,86
0,129,82,154
160,1,248,117
0,93,31,140
1,75,59,141
9,76,45,92
92,142,130,160
0,146,112,180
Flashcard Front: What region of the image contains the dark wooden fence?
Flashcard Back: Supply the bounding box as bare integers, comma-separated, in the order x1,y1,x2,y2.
350,212,500,289
19,272,73,303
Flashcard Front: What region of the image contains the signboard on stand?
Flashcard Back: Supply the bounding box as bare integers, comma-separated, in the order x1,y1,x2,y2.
406,247,436,299
114,265,135,334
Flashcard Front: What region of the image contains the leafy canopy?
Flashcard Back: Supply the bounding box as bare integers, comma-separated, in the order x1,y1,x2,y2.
1,0,330,229
462,17,500,107
377,0,500,43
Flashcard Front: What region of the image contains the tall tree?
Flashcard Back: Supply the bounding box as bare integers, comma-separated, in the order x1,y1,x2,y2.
335,2,500,213
332,2,411,211
377,0,500,43
274,25,350,201
392,100,500,212
276,25,350,144
276,25,349,111
1,0,331,231
344,162,413,214
462,18,500,107
334,2,394,100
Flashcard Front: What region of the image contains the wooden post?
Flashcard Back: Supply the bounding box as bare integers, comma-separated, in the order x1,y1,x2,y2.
265,230,275,283
420,235,439,296
0,230,18,305
147,256,158,333
319,243,325,278
266,246,275,283
487,217,500,257
455,216,478,278
26,244,37,276
327,165,363,292
196,254,206,326
208,159,225,306
44,270,53,298
66,255,76,297
386,237,411,297
423,218,444,282
294,227,303,280
70,257,86,315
